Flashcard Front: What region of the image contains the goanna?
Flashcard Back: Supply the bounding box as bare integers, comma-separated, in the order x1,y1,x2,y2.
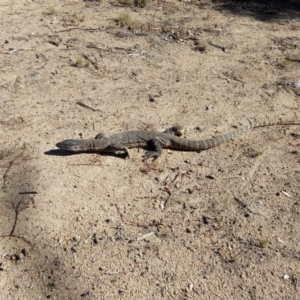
56,122,300,161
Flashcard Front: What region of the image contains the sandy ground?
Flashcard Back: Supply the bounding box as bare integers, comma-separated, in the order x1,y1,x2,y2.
1,0,300,299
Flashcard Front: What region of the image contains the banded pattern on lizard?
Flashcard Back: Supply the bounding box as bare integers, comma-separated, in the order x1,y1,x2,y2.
56,121,300,161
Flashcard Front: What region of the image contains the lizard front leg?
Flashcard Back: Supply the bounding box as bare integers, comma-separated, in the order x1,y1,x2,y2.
95,132,109,139
143,137,171,161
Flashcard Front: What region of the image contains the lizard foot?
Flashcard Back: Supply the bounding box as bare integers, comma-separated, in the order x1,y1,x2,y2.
164,125,184,136
142,151,160,162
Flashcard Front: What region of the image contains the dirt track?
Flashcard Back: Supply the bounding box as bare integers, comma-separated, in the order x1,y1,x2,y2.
1,0,300,299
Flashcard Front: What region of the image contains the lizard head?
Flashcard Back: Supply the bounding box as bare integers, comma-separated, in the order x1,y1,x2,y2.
56,139,89,151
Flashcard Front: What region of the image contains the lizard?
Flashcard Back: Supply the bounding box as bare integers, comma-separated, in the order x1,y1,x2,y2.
56,121,300,161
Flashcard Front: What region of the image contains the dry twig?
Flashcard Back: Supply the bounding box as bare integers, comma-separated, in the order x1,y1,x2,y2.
2,152,24,191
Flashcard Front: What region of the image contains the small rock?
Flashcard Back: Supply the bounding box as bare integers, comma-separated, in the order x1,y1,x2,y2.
47,35,62,47
11,255,20,261
92,233,99,244
194,40,206,52
72,236,81,242
71,246,77,253
148,94,155,102
80,291,90,297
0,262,7,271
187,188,193,194
186,227,192,233
283,274,289,280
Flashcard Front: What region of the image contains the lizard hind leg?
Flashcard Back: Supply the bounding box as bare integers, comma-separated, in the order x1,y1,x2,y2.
164,125,184,137
95,132,109,139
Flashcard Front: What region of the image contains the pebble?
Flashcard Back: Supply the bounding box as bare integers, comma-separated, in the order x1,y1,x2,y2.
283,274,289,280
11,255,19,261
72,236,81,242
92,234,99,244
186,227,192,233
80,291,90,297
0,262,7,271
187,188,193,194
71,246,77,253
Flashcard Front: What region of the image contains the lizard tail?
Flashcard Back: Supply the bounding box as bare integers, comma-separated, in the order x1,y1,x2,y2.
171,121,300,151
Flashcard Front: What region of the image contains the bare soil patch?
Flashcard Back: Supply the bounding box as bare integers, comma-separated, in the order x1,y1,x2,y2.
1,0,300,299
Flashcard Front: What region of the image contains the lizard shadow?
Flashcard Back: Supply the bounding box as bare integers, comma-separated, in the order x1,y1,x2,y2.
44,149,128,159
